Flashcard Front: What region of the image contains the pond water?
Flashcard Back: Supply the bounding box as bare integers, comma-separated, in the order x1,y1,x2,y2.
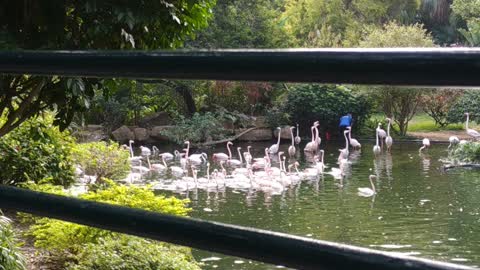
147,140,480,269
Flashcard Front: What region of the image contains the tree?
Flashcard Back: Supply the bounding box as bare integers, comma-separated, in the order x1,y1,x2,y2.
359,22,435,135
0,1,215,137
421,89,462,127
451,0,480,46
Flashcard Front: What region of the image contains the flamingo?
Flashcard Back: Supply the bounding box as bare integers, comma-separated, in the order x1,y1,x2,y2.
314,121,321,151
338,129,349,161
288,126,296,158
373,129,381,156
316,150,325,174
358,175,377,197
212,141,230,161
269,127,282,154
376,123,387,149
152,146,159,156
465,112,480,140
419,138,430,153
295,123,301,145
159,152,174,161
128,140,142,162
243,146,253,164
385,118,393,152
147,155,167,172
140,146,151,156
226,141,242,167
189,153,208,165
304,122,319,152
448,136,460,149
347,126,361,150
131,159,149,174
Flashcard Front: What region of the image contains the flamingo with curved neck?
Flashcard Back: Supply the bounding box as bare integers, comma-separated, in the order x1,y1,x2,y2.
295,123,301,145
373,129,381,156
288,126,296,157
269,127,282,154
385,118,393,152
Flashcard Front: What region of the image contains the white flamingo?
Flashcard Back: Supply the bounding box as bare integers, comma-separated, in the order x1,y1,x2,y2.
385,118,393,152
419,138,430,153
358,175,377,197
376,123,387,149
294,123,301,145
269,127,282,154
226,141,242,167
347,126,361,150
128,140,142,162
314,121,321,151
131,159,149,174
147,155,167,172
140,146,151,156
212,141,230,161
373,129,381,156
189,153,207,165
243,146,253,164
448,136,460,149
159,152,174,161
465,112,480,140
288,126,296,158
338,129,350,161
304,122,319,152
316,150,325,174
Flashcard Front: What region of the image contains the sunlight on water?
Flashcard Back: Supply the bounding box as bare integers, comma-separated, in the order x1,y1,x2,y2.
147,141,480,269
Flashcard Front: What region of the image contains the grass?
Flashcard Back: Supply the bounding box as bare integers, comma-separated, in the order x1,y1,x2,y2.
370,113,479,133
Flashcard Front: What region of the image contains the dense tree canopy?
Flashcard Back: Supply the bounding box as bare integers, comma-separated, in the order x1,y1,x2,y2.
0,0,215,137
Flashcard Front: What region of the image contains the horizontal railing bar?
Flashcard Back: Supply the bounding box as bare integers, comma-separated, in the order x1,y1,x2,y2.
0,185,471,270
1,49,480,86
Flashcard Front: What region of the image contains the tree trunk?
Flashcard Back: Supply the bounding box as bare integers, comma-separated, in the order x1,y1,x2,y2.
175,85,196,117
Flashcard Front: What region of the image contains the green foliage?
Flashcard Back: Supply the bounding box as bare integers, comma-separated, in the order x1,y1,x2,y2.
72,141,130,181
283,84,372,135
447,91,480,123
27,181,192,267
0,0,215,137
452,0,480,23
265,107,291,129
68,235,200,270
0,215,26,270
0,114,75,186
160,112,228,144
421,89,462,127
458,20,480,46
359,22,435,47
450,142,480,163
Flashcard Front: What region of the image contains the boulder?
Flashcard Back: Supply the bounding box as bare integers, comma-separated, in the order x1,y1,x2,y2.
111,125,134,143
133,127,149,142
138,112,172,128
150,126,175,141
237,128,272,141
274,126,293,140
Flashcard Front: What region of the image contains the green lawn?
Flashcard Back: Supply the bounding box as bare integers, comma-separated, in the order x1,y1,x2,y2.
370,113,474,133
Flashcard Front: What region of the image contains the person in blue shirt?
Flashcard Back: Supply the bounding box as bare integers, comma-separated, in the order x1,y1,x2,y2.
339,113,352,137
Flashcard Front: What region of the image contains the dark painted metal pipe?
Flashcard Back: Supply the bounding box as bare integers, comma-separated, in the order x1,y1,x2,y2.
0,185,471,270
1,49,480,86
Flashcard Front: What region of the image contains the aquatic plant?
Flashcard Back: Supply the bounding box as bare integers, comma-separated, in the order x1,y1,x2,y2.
449,141,480,163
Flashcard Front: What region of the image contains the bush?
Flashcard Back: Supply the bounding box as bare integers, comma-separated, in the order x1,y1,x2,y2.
0,215,26,270
450,142,480,164
27,181,193,268
282,84,372,136
160,112,228,144
72,141,130,181
68,235,200,270
447,90,480,124
421,89,462,127
0,114,75,186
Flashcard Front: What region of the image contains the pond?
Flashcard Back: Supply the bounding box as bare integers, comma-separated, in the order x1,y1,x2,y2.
147,140,480,269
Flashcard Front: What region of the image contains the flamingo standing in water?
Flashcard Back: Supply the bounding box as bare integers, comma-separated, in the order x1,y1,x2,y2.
358,175,377,197
373,129,381,156
385,118,393,152
128,140,142,162
304,122,319,152
269,127,282,154
376,123,387,149
288,126,296,158
226,141,242,167
338,129,350,161
464,112,480,140
419,138,430,153
295,123,301,145
448,136,460,149
314,121,321,151
347,126,361,150
212,141,230,162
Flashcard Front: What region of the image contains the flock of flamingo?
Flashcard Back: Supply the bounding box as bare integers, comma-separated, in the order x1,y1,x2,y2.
81,112,478,198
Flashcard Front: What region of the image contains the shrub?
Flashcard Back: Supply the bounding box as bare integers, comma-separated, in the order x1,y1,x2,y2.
160,112,228,144
282,84,372,136
72,141,130,181
27,181,192,267
0,114,75,186
0,214,26,270
421,89,463,127
447,90,480,124
68,235,200,270
449,142,480,164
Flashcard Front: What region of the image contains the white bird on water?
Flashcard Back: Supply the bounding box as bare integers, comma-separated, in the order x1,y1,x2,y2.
385,118,393,152
288,126,296,158
448,136,460,149
294,123,301,145
376,123,387,149
358,175,377,197
347,126,361,150
373,129,381,156
269,127,282,154
419,138,430,153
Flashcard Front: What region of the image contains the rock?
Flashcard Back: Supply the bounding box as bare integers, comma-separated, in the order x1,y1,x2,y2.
274,126,293,140
150,126,175,141
111,125,134,143
75,129,108,143
133,127,149,141
138,112,172,128
237,128,272,141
